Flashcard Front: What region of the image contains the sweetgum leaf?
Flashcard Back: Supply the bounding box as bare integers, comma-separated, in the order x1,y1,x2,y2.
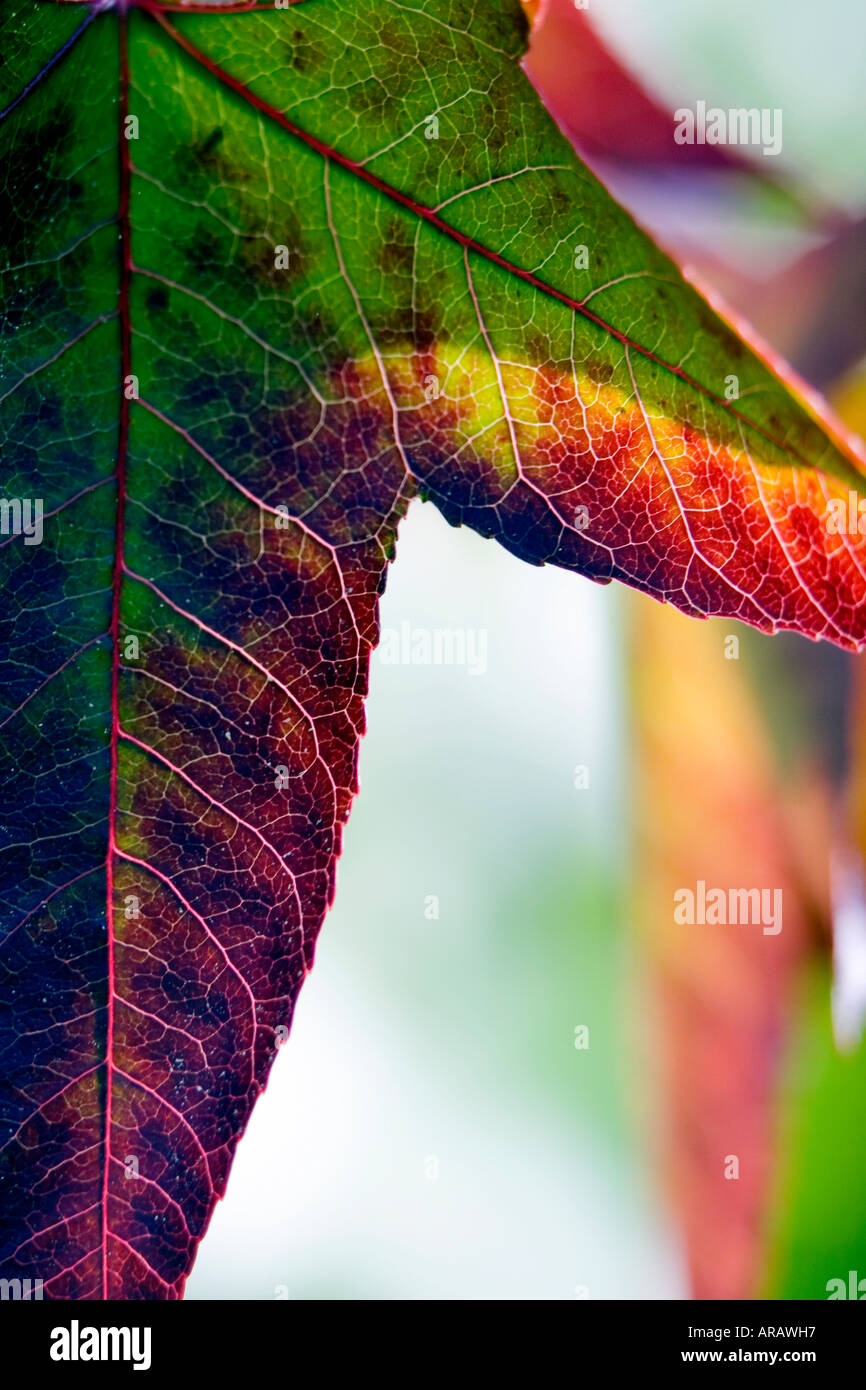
1,0,865,1300
523,0,748,169
631,601,818,1298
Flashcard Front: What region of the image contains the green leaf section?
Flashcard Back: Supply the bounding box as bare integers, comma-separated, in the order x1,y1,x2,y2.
157,2,855,474
763,964,866,1300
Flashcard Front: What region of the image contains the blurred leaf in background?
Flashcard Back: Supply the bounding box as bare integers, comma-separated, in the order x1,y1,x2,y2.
524,0,866,1300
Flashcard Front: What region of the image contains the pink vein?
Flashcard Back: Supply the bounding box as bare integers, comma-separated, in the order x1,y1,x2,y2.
3,1066,102,1154
8,1204,101,1262
114,1064,216,1185
136,397,362,657
116,846,259,1076
117,727,304,920
108,1155,194,1239
121,563,337,808
101,7,132,1298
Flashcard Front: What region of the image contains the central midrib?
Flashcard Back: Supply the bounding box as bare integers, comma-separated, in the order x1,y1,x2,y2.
101,6,132,1297
90,0,864,1295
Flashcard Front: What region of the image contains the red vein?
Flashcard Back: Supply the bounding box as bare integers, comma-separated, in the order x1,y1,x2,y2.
108,1233,175,1293
43,1245,105,1294
146,2,311,11
117,994,211,1062
107,1155,195,1239
101,7,132,1301
136,397,361,647
3,1067,102,1154
144,5,859,477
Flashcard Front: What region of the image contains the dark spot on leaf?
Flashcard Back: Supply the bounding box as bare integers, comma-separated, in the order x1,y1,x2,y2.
162,971,186,1002
146,286,170,312
186,226,225,278
586,356,614,384
282,28,328,73
3,105,75,264
200,126,223,157
486,122,508,156
347,79,390,117
413,307,438,351
378,219,415,275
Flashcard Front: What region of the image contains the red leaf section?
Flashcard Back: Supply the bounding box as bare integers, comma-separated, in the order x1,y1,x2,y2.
381,349,866,651
522,0,743,169
0,12,410,1298
154,9,866,652
4,508,407,1300
3,0,866,1307
632,603,827,1297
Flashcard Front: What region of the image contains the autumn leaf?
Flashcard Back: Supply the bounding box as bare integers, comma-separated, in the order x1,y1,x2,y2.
630,602,833,1298
2,0,866,1301
522,0,751,171
629,351,866,1301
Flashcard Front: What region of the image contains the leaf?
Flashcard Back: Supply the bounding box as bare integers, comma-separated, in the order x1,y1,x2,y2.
762,961,866,1299
725,218,866,392
1,0,865,1301
761,368,866,1296
630,601,829,1297
631,362,866,1298
520,0,836,246
522,0,749,170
